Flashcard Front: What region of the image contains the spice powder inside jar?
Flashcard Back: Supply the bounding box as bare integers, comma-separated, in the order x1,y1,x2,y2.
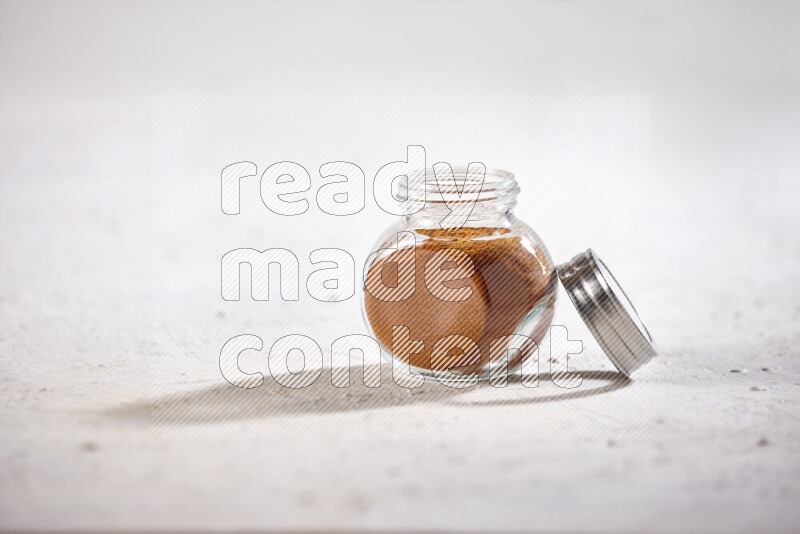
363,226,557,376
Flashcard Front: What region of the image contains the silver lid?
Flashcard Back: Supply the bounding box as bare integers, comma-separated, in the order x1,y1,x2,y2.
556,249,656,377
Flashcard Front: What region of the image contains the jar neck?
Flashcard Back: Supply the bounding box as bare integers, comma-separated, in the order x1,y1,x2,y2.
401,166,519,227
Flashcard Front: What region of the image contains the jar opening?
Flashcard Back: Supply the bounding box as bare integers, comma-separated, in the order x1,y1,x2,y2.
398,166,519,218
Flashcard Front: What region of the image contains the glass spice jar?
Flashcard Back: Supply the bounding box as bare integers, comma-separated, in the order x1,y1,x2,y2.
361,166,656,383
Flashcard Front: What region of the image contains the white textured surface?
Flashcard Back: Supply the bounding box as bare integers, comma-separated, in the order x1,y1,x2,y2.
1,1,799,532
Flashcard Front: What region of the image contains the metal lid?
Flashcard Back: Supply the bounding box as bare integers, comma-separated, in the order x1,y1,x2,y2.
556,249,656,377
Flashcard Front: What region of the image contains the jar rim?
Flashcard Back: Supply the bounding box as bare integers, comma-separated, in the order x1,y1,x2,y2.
400,165,520,218
404,166,516,183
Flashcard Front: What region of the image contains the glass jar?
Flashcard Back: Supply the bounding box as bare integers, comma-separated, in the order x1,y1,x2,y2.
361,166,557,382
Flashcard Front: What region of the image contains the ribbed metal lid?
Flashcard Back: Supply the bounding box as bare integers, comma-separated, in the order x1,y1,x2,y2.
556,249,656,377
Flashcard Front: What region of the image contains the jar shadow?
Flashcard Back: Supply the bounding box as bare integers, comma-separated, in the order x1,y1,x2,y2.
106,366,629,425
444,369,630,407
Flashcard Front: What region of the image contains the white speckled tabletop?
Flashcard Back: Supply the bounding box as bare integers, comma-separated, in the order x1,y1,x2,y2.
1,2,799,532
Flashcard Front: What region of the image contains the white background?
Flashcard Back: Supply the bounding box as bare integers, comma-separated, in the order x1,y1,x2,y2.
1,1,799,531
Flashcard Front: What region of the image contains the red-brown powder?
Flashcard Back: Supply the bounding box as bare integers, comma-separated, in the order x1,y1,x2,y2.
364,227,555,375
